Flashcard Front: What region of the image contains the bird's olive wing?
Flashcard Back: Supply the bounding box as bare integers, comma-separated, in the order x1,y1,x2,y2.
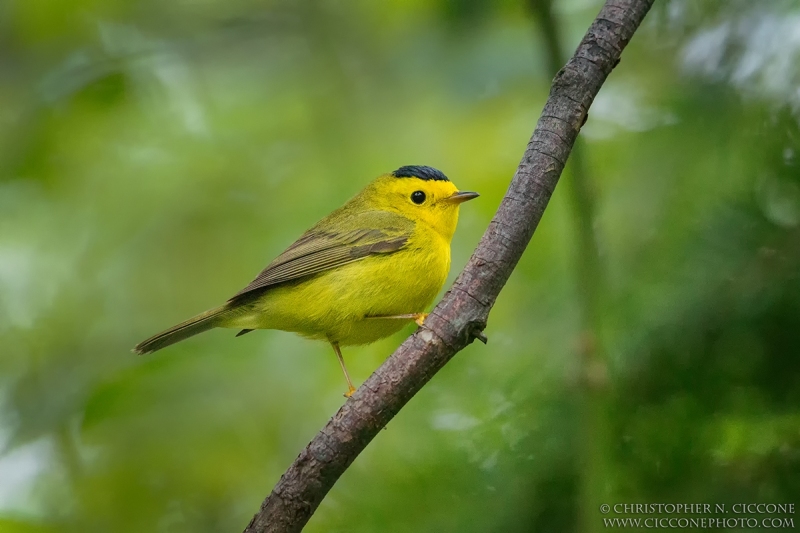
230,210,413,300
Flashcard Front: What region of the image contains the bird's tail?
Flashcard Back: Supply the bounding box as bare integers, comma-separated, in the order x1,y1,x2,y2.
133,304,233,355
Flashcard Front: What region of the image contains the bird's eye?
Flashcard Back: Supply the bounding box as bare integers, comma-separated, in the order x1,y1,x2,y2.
410,191,426,204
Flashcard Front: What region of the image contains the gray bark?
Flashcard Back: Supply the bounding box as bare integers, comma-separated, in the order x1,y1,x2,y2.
245,0,656,531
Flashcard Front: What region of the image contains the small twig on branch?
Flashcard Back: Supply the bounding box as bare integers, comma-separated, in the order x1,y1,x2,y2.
244,1,655,531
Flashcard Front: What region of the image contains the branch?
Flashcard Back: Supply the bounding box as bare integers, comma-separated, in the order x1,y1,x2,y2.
529,4,613,533
245,1,655,531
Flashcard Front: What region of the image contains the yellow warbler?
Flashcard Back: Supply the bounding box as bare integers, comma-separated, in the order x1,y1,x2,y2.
133,165,478,395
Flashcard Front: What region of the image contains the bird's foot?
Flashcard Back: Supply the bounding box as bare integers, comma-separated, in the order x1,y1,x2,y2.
343,385,356,398
365,313,429,326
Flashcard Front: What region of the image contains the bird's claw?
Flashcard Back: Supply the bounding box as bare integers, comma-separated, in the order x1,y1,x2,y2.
364,313,429,326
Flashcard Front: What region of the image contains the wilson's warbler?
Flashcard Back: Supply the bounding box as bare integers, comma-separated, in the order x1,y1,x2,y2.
133,165,478,396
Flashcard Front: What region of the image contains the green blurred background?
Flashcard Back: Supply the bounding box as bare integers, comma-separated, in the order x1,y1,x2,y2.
1,0,799,531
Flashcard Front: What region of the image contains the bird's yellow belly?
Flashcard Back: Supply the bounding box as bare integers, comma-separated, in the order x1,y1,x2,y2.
235,242,450,345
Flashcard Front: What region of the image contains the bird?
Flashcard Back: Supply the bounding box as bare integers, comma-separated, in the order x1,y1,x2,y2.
133,165,478,396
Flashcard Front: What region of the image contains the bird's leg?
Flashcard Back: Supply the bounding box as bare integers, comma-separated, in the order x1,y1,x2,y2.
330,341,356,397
366,313,429,327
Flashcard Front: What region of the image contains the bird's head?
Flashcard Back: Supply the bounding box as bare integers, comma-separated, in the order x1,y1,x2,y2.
365,165,478,241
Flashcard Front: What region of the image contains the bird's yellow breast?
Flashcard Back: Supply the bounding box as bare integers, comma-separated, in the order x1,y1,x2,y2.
236,221,451,345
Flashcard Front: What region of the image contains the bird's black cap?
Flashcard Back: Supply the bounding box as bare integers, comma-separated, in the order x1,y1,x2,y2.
392,165,449,182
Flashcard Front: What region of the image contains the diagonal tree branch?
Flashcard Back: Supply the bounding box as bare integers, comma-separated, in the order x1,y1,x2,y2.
244,1,655,531
528,2,614,532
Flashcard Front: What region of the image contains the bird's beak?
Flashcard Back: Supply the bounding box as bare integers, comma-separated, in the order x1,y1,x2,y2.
444,191,480,204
